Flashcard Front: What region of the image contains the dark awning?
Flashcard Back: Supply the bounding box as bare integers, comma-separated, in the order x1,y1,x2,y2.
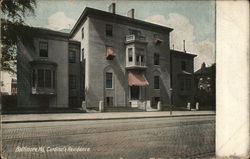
128,72,149,86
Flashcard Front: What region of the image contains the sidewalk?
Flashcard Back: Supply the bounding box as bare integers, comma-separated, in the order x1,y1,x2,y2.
1,111,215,123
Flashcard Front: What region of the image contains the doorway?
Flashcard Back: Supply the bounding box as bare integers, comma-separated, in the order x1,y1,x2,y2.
105,97,113,107
130,86,140,100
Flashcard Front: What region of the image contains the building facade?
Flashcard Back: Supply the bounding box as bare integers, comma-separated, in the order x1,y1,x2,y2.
17,4,197,109
170,50,197,107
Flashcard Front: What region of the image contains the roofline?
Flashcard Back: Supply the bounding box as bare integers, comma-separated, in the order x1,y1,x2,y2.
170,49,197,57
70,7,173,38
30,27,69,38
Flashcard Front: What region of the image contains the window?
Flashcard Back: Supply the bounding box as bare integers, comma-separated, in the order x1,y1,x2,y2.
181,61,186,71
154,53,160,65
45,70,52,88
69,75,76,89
154,76,160,89
136,48,145,65
34,69,55,89
69,50,76,63
180,78,185,91
32,70,36,87
154,34,163,45
106,24,113,37
52,71,56,88
80,48,84,61
186,78,191,90
128,48,133,62
82,28,84,39
105,46,116,60
129,29,141,36
39,42,48,57
38,69,44,87
106,72,113,88
179,78,191,91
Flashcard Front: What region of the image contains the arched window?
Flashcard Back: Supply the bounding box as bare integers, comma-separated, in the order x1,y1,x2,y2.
104,66,114,89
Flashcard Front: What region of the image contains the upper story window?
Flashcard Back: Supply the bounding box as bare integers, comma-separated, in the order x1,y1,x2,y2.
80,48,84,62
136,48,144,65
129,29,141,36
69,50,76,63
82,28,84,39
39,42,48,57
106,24,113,37
105,46,116,60
154,76,160,89
181,61,186,71
33,69,55,89
128,48,133,62
69,75,76,89
154,53,160,65
154,34,163,45
106,72,113,89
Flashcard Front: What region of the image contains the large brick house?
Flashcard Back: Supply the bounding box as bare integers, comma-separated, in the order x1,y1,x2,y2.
17,4,197,109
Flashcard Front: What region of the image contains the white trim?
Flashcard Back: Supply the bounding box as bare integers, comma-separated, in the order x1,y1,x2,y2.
105,72,114,89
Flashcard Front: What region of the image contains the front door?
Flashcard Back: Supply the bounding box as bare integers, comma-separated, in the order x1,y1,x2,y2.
130,86,140,100
106,97,113,107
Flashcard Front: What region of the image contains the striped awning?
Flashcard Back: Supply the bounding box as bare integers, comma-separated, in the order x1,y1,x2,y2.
154,34,163,44
106,47,116,57
128,72,149,86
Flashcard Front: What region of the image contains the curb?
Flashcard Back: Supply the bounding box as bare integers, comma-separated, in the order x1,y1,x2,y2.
1,113,215,124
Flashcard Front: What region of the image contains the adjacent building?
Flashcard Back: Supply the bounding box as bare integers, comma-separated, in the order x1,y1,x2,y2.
17,4,197,110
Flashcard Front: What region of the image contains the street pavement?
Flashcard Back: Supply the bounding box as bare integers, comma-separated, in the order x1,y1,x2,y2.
1,115,215,159
1,111,215,123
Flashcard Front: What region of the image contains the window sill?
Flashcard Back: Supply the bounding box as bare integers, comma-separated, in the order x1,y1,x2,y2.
106,88,114,90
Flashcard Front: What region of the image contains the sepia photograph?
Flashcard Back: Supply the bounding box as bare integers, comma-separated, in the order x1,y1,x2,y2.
1,0,247,158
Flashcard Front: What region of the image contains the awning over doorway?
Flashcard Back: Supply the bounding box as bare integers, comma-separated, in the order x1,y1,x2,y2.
128,72,149,86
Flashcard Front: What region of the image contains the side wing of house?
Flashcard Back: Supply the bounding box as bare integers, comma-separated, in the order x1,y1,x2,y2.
17,29,70,108
171,50,197,107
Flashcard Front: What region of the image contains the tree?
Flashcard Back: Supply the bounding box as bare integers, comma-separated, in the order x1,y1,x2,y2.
194,63,216,109
1,0,37,73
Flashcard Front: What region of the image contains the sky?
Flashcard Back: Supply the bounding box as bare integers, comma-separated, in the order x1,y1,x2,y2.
24,0,215,71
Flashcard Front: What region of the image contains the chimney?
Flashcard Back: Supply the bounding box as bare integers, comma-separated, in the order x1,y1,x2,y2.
108,3,116,14
127,9,135,19
183,40,186,53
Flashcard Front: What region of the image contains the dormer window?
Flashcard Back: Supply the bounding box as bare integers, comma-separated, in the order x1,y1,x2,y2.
154,34,163,45
39,41,48,57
